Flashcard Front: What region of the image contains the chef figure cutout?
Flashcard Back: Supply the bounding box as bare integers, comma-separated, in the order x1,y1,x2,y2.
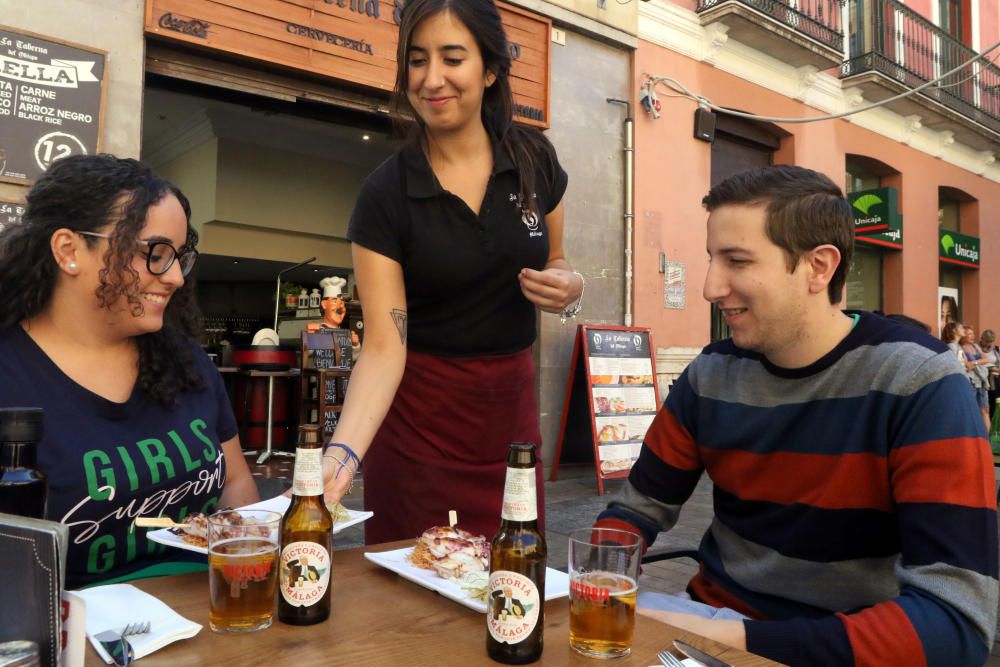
307,276,360,360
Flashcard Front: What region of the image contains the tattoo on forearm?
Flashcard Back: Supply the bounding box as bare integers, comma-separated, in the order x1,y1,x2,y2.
391,309,407,344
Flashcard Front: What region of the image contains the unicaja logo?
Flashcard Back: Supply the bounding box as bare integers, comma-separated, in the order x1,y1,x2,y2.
941,234,979,263
851,193,883,227
852,193,882,215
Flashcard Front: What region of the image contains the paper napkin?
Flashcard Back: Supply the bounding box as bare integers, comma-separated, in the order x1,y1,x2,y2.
73,584,201,664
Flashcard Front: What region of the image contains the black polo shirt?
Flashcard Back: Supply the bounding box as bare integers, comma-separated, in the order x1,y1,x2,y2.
347,135,568,357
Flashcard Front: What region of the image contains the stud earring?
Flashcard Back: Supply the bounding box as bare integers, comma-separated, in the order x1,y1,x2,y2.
66,262,78,272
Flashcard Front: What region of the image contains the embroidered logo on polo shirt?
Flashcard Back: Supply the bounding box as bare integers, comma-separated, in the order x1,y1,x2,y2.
510,193,543,238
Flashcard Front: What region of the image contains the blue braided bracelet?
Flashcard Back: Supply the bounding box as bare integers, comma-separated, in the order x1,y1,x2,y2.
324,442,360,479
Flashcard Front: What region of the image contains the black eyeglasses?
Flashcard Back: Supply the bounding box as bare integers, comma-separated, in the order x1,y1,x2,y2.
75,231,198,277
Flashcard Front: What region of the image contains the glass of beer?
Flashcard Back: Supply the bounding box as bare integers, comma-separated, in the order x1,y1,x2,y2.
568,527,642,659
207,509,282,633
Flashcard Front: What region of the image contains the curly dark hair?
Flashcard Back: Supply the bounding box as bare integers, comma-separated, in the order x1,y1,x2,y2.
0,154,203,405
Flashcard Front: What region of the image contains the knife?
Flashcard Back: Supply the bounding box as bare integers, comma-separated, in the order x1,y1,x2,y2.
673,639,734,667
94,629,135,666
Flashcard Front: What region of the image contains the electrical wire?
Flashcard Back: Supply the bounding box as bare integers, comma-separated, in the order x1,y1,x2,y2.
935,49,1000,90
645,35,1000,124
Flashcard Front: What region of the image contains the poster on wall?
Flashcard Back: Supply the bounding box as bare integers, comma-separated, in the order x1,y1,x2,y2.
939,286,959,338
0,26,107,184
664,260,685,310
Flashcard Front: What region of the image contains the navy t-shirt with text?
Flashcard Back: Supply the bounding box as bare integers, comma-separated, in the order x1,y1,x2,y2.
0,326,237,589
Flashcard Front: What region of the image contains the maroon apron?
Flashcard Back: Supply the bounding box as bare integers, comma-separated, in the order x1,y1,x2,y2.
363,348,545,544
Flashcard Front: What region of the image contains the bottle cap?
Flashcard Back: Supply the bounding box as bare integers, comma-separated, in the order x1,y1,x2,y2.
506,442,537,466
298,424,321,444
0,408,43,443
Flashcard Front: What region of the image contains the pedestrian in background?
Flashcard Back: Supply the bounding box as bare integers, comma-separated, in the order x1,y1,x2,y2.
980,329,1000,419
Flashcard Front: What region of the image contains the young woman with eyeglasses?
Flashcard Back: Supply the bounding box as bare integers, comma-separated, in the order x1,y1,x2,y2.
0,154,258,588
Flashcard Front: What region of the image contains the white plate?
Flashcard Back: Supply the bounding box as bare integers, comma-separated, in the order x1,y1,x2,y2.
145,495,373,555
364,546,570,614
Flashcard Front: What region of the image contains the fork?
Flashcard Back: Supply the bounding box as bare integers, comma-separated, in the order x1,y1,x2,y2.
95,621,151,666
657,650,687,667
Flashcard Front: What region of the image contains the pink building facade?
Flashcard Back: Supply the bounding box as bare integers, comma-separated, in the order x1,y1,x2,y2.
634,0,1000,383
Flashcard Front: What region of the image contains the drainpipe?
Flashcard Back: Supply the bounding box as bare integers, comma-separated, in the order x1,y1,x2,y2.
607,98,633,326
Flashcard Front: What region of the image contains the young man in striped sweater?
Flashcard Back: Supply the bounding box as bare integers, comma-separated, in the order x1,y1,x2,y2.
595,166,998,666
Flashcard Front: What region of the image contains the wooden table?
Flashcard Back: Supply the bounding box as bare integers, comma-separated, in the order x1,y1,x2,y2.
84,541,782,666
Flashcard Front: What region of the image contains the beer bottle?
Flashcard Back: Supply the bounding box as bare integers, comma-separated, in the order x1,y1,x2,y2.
486,442,546,664
278,425,333,625
0,407,47,519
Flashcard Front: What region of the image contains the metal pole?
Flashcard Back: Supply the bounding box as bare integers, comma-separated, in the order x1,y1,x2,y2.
259,257,316,464
607,99,634,326
257,375,277,465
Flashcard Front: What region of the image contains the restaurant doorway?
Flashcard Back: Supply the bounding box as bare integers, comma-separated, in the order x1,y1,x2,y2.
140,76,396,451
141,77,395,351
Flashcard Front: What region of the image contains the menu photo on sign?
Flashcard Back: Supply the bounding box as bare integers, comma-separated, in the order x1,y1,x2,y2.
552,325,661,493
586,330,657,475
0,26,107,184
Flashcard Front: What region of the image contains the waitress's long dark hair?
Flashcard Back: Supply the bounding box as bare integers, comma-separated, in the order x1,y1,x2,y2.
0,154,202,405
392,0,559,215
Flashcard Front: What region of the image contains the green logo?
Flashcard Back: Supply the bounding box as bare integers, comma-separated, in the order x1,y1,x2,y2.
941,234,955,253
852,194,883,215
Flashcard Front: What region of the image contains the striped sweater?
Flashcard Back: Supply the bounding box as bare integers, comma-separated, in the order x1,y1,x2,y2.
596,312,998,666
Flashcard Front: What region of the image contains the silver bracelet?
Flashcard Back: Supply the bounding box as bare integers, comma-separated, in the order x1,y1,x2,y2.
560,271,585,325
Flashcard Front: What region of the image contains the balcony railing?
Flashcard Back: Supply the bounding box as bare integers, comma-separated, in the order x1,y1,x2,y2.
842,0,1000,132
696,0,845,51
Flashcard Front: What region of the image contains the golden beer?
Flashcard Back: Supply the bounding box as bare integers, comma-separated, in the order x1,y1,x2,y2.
486,443,546,664
569,572,638,658
278,425,333,625
208,537,280,632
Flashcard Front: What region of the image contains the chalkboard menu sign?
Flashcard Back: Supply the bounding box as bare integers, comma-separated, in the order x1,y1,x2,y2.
0,198,24,232
552,325,660,494
0,26,107,184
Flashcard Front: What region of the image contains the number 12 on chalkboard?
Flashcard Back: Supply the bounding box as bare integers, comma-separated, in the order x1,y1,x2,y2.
551,325,661,495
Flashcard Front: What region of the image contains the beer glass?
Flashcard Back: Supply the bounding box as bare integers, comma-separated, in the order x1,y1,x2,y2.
207,509,282,633
567,527,642,659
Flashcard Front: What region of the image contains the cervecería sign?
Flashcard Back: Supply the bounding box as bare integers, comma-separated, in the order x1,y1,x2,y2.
143,0,551,128
939,230,980,269
0,26,107,183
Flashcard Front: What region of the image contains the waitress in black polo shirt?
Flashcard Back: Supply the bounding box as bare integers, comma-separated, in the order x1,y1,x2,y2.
318,0,583,543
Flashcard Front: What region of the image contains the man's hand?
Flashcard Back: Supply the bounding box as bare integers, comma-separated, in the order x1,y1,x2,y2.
638,608,747,651
519,267,581,314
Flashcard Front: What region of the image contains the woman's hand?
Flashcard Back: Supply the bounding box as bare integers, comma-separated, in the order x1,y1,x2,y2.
320,454,358,506
518,267,582,314
282,452,358,506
